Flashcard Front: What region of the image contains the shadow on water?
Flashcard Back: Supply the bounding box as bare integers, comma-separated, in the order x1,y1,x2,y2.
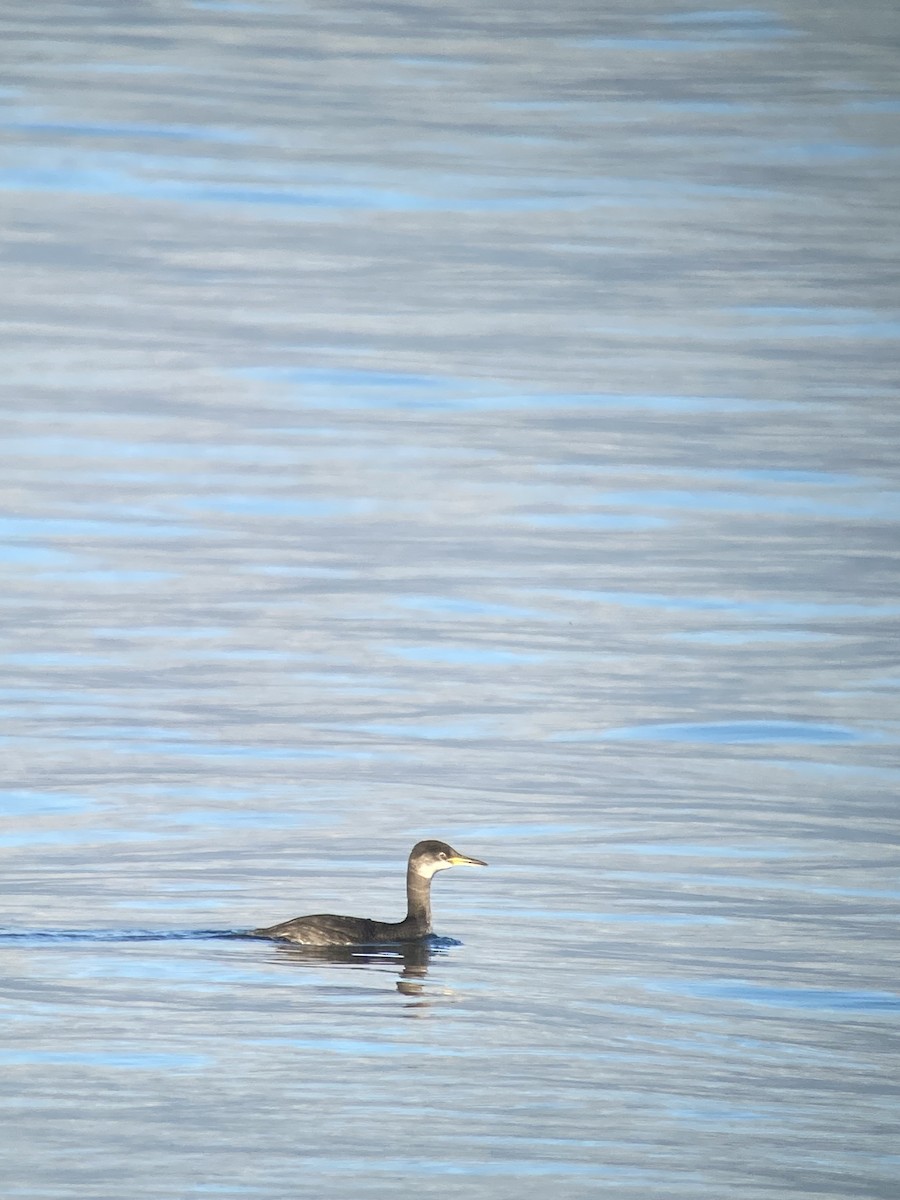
0,928,459,1002
0,928,461,949
260,936,460,1003
0,928,248,943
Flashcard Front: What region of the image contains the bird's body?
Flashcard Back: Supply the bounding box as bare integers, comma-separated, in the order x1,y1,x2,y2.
249,839,487,947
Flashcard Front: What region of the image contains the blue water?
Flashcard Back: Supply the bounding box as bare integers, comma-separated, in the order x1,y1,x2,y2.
1,2,898,1199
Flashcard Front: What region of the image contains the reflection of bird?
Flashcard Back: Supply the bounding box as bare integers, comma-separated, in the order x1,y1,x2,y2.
250,840,487,946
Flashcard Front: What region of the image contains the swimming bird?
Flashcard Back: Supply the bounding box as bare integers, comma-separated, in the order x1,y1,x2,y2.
249,839,487,946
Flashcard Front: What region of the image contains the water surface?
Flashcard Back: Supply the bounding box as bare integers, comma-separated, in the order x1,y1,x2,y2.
1,2,898,1198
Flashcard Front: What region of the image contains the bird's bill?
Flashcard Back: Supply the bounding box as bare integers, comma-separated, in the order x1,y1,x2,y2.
449,853,488,867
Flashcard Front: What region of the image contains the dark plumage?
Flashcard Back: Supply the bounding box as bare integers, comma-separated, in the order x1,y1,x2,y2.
249,839,487,947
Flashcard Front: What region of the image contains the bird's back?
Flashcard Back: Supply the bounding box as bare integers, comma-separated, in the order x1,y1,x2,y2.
249,912,386,946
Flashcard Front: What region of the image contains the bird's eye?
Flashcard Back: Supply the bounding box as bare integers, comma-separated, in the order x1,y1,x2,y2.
438,851,447,859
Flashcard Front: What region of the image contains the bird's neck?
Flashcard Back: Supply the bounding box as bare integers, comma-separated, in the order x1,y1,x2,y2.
404,864,433,934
